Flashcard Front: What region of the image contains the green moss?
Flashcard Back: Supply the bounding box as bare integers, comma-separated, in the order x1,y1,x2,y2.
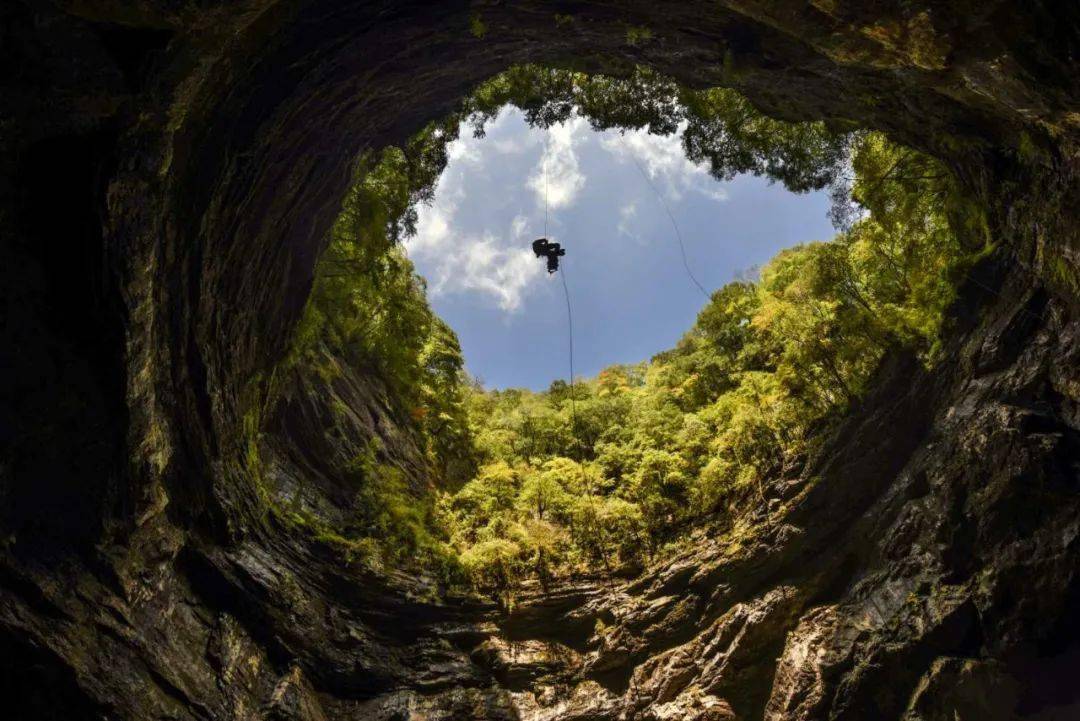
276,570,306,611
935,132,986,159
261,440,462,580
315,531,382,568
1046,253,1080,296
269,500,385,570
721,48,738,81
238,365,291,521
469,14,487,39
330,397,350,421
241,404,264,484
944,189,993,252
554,13,574,27
1015,130,1048,166
625,26,653,46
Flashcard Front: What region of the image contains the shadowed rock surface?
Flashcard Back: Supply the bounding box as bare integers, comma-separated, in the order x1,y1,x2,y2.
2,1,1079,719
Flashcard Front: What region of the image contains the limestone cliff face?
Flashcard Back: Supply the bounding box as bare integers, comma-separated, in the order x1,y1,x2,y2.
1,1,1078,719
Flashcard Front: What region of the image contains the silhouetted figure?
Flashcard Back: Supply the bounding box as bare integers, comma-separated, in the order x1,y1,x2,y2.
532,238,566,274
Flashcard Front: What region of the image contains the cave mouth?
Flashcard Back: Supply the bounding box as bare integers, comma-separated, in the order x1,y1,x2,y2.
272,64,982,601
4,3,1079,719
132,2,1066,554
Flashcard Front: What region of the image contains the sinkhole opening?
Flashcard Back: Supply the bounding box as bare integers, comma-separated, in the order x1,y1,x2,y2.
264,65,987,603
403,104,834,391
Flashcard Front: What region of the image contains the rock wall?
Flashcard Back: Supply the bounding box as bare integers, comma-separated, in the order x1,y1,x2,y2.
1,1,1078,719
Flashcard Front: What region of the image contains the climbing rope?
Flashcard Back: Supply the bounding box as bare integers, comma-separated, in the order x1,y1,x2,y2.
559,261,577,438
629,153,711,301
547,130,576,446
540,124,590,494
541,127,573,425
544,130,550,239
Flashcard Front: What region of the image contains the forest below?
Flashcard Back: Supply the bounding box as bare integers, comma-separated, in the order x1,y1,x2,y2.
271,66,987,603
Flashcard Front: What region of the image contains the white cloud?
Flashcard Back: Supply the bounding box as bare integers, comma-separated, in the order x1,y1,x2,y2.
491,137,525,155
408,202,452,255
511,214,529,239
438,237,543,312
406,150,544,312
467,107,532,156
601,124,729,203
407,113,730,316
699,185,730,202
527,117,588,212
447,139,481,164
617,201,639,239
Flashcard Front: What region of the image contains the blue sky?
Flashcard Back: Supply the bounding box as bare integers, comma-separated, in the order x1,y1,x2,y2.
405,108,835,390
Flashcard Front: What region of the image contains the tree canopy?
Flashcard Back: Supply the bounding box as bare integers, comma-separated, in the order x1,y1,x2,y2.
274,64,980,599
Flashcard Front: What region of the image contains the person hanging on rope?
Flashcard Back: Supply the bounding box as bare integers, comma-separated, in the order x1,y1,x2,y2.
532,238,565,274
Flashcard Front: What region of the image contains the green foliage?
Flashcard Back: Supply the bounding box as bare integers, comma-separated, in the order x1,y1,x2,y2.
274,125,478,577
462,65,851,194
625,26,654,46
290,131,480,488
277,63,974,600
459,538,521,603
570,494,646,569
418,318,476,485
278,441,459,575
469,14,487,39
680,87,850,192
348,445,437,559
442,132,976,595
626,448,688,534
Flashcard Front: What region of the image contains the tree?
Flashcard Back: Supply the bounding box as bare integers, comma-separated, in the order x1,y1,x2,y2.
419,318,477,485
464,66,853,196
680,87,851,192
459,538,524,606
626,449,689,536
516,466,570,521
570,494,646,571
449,462,518,541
